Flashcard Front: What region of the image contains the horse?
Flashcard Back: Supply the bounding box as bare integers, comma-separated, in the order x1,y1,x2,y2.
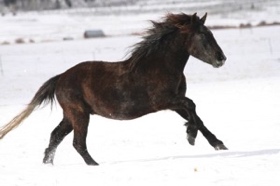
0,12,227,165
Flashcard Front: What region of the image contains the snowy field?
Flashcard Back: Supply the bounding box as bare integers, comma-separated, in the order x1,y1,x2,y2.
1,2,280,186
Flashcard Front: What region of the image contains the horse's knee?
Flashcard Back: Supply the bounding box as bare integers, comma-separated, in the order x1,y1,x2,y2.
185,99,196,110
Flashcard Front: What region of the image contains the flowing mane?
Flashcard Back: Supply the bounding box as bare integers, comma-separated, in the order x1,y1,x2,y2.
128,13,195,70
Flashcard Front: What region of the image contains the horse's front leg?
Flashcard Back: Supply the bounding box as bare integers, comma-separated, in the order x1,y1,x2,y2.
175,109,198,146
173,97,228,150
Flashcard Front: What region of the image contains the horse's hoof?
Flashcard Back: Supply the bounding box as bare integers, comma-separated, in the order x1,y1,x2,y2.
186,125,198,146
86,159,99,166
43,158,54,165
187,135,196,146
214,144,228,150
88,162,99,166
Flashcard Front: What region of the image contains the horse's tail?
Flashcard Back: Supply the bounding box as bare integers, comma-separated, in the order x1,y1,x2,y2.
0,74,61,139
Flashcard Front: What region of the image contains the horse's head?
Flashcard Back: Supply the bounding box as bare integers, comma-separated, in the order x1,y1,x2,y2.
175,13,227,68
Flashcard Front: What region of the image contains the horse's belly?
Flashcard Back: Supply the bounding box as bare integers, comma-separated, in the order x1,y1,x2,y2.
93,100,154,120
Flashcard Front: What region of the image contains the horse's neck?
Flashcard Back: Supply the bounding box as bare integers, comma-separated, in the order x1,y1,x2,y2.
165,51,190,72
129,45,190,74
146,48,189,73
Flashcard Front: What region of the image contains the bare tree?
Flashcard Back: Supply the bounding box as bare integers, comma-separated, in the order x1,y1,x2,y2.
1,0,17,15
64,0,72,7
1,0,136,11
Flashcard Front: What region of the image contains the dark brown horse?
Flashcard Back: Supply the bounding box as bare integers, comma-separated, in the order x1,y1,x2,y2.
0,13,227,165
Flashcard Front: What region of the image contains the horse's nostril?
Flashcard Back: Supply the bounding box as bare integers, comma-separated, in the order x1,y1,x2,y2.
217,52,226,61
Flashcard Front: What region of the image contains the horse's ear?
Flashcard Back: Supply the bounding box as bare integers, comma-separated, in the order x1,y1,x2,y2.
191,12,197,24
200,13,207,24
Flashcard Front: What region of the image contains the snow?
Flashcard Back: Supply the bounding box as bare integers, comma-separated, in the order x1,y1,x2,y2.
1,2,280,186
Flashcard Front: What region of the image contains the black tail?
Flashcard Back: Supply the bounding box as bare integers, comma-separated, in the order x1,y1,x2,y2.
0,75,61,139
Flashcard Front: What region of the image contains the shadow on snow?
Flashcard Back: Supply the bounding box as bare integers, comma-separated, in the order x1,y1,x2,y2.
108,148,280,165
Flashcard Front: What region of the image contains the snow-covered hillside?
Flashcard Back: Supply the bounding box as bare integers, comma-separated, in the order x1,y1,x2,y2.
1,0,280,44
0,2,280,186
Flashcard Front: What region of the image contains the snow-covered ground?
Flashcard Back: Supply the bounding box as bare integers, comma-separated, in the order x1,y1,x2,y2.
0,2,280,186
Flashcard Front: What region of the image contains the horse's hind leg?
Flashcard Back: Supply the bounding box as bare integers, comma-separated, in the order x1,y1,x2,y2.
43,118,73,164
68,109,98,165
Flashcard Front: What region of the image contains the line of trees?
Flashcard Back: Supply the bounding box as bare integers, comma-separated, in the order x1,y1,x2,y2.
0,0,137,10
0,0,138,15
0,0,90,10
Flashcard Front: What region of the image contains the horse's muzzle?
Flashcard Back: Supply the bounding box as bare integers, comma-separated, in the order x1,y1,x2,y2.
212,59,226,68
213,52,227,68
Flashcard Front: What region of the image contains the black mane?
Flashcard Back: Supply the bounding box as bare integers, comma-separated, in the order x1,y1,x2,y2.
128,13,194,70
